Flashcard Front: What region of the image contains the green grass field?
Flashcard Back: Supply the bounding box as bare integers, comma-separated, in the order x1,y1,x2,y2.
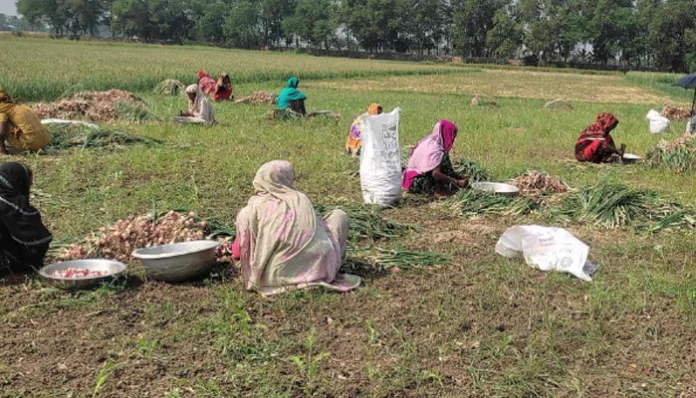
1,38,695,397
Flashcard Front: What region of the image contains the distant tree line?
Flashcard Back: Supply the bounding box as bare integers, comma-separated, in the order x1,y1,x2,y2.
12,0,696,72
0,13,37,31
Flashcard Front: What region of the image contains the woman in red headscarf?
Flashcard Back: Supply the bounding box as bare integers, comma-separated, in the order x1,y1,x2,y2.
197,71,216,96
575,113,625,163
402,120,469,196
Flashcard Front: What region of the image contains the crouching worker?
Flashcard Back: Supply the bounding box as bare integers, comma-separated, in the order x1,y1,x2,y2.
235,160,361,296
346,103,382,156
402,120,469,197
0,89,50,155
575,113,625,163
197,70,216,96
214,73,234,102
0,162,52,272
173,84,215,125
277,77,307,116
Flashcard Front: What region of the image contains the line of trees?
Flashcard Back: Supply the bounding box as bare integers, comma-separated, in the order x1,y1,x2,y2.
13,0,696,72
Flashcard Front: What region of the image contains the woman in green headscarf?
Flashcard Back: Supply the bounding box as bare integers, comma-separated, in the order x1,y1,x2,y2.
277,77,307,115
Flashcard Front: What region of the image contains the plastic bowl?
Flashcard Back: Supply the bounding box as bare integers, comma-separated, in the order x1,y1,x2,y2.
39,259,127,289
132,240,219,282
472,182,520,196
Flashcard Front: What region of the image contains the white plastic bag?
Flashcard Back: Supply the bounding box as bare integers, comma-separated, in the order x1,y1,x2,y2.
646,109,670,134
495,225,597,281
360,108,401,206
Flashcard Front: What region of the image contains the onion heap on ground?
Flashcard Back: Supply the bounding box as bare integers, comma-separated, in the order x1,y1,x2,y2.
233,91,276,105
660,105,691,121
509,170,569,196
33,90,150,122
58,211,210,263
647,134,696,174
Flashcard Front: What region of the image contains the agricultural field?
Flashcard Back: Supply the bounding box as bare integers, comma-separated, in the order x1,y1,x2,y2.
0,37,456,102
1,37,696,397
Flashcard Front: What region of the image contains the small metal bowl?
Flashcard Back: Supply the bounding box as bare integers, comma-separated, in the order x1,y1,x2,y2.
622,153,642,163
39,259,127,289
472,182,520,196
132,240,219,283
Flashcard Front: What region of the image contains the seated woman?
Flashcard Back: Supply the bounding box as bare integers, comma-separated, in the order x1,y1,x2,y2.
346,103,382,156
402,120,469,197
0,162,52,272
214,73,234,102
173,84,215,124
575,113,625,163
197,70,217,96
235,160,361,296
0,88,50,155
277,77,307,115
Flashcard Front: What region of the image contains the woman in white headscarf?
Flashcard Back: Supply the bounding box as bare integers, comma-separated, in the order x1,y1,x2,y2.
235,160,361,296
173,84,215,124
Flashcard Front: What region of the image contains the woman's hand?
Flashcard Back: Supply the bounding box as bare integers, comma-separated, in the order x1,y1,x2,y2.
456,178,469,189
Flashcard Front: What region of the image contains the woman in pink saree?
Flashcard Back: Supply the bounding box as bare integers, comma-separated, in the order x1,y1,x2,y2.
402,120,469,197
235,160,361,296
197,71,216,96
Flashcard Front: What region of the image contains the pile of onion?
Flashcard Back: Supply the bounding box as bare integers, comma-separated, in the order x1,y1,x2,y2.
59,211,209,263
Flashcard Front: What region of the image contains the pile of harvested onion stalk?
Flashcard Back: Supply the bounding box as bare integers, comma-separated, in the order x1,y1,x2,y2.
58,211,234,263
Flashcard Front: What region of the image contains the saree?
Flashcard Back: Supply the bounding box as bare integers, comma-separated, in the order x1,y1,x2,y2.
235,160,360,296
0,88,49,152
346,103,382,156
402,120,458,191
198,71,216,96
0,162,52,270
277,77,307,110
174,84,215,124
575,113,618,163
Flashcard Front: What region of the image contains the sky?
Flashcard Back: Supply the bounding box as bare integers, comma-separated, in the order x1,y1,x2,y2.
0,0,17,16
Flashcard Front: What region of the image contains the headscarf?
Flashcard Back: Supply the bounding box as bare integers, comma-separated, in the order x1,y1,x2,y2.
0,87,16,114
368,103,383,116
0,162,52,248
217,73,231,88
236,161,338,293
402,120,458,190
575,113,618,162
579,113,619,138
277,77,307,110
349,103,383,140
185,84,214,122
197,70,216,96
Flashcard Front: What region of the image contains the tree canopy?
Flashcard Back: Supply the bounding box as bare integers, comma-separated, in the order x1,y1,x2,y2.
13,0,696,72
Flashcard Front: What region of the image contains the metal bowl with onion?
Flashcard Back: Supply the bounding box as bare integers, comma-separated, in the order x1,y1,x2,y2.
39,259,127,289
132,240,219,283
471,182,520,196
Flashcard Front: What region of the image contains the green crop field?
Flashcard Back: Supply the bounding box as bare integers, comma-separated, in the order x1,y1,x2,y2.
1,37,695,397
0,36,457,102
